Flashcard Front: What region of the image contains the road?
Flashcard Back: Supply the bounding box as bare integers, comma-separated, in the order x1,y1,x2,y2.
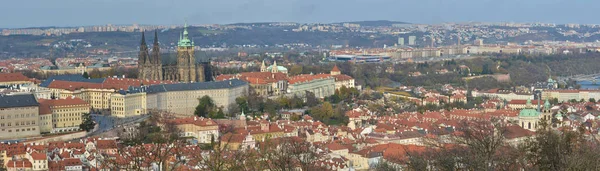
88,114,150,137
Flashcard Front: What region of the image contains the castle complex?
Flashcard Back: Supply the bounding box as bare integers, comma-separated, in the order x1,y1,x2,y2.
138,23,212,82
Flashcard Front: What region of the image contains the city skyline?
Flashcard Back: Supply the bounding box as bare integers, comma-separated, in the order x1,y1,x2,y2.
1,0,598,28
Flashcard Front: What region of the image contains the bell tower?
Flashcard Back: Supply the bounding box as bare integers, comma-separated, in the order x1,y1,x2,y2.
176,22,198,82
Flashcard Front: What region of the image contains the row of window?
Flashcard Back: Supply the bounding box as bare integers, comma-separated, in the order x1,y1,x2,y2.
0,113,37,119
0,120,36,127
0,127,36,132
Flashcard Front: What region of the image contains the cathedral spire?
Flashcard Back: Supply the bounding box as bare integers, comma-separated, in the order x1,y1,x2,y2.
183,21,189,39
154,30,159,45
152,30,161,65
140,32,147,46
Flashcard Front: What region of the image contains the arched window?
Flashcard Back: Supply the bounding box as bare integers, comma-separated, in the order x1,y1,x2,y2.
528,122,531,129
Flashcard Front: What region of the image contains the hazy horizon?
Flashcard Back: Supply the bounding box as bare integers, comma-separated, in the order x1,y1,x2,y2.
1,0,598,28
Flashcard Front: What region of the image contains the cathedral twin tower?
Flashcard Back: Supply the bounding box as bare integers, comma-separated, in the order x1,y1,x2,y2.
138,23,210,82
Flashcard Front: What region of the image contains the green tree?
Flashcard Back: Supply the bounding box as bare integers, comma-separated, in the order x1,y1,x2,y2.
290,65,303,75
79,113,95,132
82,71,89,78
195,96,216,117
589,98,596,103
235,96,249,113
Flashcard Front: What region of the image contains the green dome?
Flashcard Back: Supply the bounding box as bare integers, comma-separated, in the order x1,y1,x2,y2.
544,99,550,109
519,108,540,117
555,111,563,118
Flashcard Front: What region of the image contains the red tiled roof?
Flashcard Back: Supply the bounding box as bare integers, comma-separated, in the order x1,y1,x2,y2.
96,140,117,149
220,133,246,143
170,117,218,127
30,152,46,160
47,80,105,91
6,159,32,168
287,74,331,84
504,125,534,139
103,77,174,87
63,158,82,166
215,74,236,81
38,97,89,115
331,65,340,72
0,73,30,83
331,74,353,81
509,99,542,105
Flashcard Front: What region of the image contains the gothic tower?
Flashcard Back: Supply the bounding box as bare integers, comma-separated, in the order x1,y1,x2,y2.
151,30,163,80
138,32,149,79
176,22,198,82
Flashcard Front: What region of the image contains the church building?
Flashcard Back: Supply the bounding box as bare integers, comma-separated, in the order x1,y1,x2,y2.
138,23,212,82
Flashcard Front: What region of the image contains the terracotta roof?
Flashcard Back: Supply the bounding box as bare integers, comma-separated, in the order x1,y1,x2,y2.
47,80,105,91
331,65,341,72
103,77,174,87
30,152,46,160
63,158,82,166
504,125,534,139
38,97,89,115
238,72,288,84
509,99,542,105
49,160,65,170
0,73,30,83
220,133,246,143
170,117,218,127
287,74,332,84
215,74,236,81
6,159,32,168
96,140,117,149
331,74,353,81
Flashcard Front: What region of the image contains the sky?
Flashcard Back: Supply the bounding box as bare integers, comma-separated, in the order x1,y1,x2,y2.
0,0,597,28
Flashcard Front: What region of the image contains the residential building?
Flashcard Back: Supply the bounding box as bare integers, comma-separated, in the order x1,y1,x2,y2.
26,152,47,171
171,117,219,144
0,94,40,140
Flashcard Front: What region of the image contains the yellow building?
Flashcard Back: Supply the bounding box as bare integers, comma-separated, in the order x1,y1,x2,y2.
170,117,219,144
111,90,147,118
39,97,90,133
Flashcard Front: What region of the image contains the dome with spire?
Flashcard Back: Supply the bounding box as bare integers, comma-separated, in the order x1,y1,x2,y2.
519,98,540,117
544,99,550,109
177,22,194,47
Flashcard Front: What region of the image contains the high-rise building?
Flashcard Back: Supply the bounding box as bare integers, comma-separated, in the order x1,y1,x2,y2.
408,36,417,45
398,37,404,46
138,22,212,82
